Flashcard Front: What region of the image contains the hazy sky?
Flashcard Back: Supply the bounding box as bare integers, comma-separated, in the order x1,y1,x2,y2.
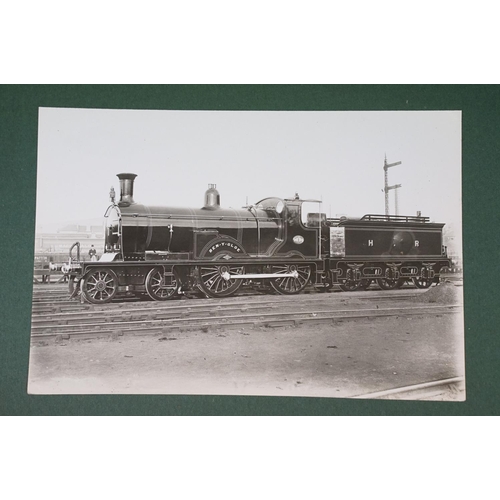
36,108,461,234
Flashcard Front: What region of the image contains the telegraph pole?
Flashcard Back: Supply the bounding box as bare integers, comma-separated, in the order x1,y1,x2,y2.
384,155,402,216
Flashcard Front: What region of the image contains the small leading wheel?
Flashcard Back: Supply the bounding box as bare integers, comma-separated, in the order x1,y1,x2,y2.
413,276,433,289
269,263,311,295
82,267,118,304
377,277,406,290
145,267,179,301
197,256,245,298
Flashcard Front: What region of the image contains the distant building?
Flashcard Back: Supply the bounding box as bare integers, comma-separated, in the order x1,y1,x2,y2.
35,223,104,258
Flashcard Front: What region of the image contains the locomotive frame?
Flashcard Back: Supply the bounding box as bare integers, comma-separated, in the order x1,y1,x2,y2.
66,173,451,304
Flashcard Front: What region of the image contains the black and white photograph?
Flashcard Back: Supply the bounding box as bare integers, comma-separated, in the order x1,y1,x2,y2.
28,107,464,400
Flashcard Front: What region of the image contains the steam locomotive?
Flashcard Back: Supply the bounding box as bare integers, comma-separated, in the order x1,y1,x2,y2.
66,173,450,303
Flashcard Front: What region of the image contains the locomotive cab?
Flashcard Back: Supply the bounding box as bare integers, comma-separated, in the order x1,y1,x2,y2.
253,197,321,258
253,197,285,215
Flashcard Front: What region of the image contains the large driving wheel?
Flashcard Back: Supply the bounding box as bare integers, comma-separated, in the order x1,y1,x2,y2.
82,267,118,304
269,263,311,295
197,238,246,298
198,256,245,298
145,267,179,301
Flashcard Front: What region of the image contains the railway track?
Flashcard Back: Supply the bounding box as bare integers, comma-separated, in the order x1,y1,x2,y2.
31,275,463,304
30,282,464,401
30,285,462,342
352,376,465,401
30,281,444,305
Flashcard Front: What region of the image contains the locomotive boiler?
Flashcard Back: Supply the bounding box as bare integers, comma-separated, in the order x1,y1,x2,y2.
66,173,450,303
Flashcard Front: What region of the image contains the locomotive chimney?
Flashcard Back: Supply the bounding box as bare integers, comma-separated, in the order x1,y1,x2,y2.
117,173,137,206
203,183,220,210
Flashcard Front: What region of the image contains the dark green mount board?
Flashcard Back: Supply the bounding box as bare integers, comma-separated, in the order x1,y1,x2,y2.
0,85,497,415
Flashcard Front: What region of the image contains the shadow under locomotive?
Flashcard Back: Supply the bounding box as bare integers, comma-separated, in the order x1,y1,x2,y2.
64,173,451,304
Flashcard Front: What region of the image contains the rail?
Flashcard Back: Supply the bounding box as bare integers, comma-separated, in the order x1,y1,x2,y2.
30,295,462,341
352,376,465,400
327,214,430,224
361,214,430,223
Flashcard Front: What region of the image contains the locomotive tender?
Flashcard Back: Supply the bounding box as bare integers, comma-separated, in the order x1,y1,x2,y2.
67,173,450,303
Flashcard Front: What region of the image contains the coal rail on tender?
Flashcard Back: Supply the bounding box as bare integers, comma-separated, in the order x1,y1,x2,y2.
61,173,451,304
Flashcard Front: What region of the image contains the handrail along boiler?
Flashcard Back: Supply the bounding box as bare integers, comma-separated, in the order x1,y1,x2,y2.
66,173,451,303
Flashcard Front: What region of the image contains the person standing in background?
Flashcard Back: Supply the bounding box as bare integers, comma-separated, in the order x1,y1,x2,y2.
89,245,97,261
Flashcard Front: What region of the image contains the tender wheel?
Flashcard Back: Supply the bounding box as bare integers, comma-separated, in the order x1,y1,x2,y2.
413,277,433,289
82,268,118,304
359,279,373,290
377,277,405,290
145,267,179,301
339,269,366,292
339,279,363,292
198,256,245,298
269,263,311,295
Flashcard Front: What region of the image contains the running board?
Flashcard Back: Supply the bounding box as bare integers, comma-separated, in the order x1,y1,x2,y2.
221,272,299,280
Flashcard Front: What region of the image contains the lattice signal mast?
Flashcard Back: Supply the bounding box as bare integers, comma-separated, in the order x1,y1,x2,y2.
384,155,402,216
